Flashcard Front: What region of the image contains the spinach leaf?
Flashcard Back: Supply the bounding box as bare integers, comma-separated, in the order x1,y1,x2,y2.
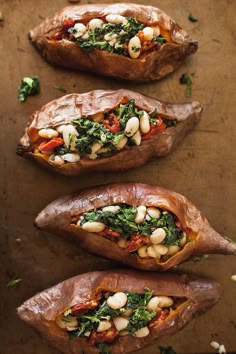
125,287,153,309
18,77,40,102
154,36,167,45
7,278,22,287
180,73,194,98
126,308,156,333
188,13,198,22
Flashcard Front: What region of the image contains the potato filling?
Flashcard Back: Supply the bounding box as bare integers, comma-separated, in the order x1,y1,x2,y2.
56,288,184,348
51,15,170,59
74,204,189,261
35,99,177,166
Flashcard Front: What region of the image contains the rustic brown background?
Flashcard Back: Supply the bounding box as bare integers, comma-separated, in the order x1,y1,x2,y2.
0,0,236,353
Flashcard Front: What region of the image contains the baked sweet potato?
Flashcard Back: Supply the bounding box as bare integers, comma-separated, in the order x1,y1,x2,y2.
17,89,202,176
28,3,198,81
35,183,236,271
17,269,220,353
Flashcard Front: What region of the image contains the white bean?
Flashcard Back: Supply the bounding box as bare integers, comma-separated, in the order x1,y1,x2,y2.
82,221,106,233
82,32,89,40
50,155,65,166
152,25,160,37
167,245,180,256
210,341,220,350
105,14,128,25
56,315,78,330
104,33,118,41
61,153,80,163
179,232,187,247
158,296,173,308
119,330,129,336
153,244,168,255
84,331,91,337
231,274,236,282
102,205,120,213
128,36,141,59
115,136,128,150
117,238,127,249
73,23,87,38
56,124,67,134
97,147,111,154
113,317,129,331
146,214,151,221
125,117,139,137
135,205,146,224
143,27,154,41
62,125,78,149
137,245,148,258
131,130,142,145
97,320,111,332
133,326,149,338
140,111,151,134
107,292,127,309
150,228,166,244
88,18,104,30
87,153,97,160
147,207,161,219
147,245,159,258
147,296,160,311
38,128,58,139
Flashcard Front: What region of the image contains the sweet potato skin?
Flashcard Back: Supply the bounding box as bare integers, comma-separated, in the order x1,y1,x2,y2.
35,183,236,271
28,3,198,81
17,269,220,353
17,89,202,176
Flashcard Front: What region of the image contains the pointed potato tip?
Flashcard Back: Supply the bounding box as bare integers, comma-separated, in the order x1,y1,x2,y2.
225,238,236,254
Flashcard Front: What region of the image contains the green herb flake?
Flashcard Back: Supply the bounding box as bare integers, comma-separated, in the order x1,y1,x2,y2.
64,308,72,316
188,13,198,22
179,73,194,98
7,278,22,287
193,254,209,263
96,342,111,354
18,77,40,102
159,346,177,354
53,85,67,93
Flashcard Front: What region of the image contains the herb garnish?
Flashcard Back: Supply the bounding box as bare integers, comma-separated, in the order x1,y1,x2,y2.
179,73,194,98
193,254,209,263
53,85,67,93
188,13,198,22
96,343,111,354
7,278,22,287
159,346,177,354
18,77,40,102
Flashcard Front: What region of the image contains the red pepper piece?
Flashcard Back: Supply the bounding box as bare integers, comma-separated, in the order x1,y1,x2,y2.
125,234,149,252
99,228,120,238
62,19,75,32
103,113,121,133
149,309,169,328
89,322,117,346
51,32,63,41
38,138,64,152
142,118,166,140
71,299,99,316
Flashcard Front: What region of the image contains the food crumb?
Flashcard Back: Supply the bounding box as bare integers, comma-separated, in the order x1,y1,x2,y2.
218,344,226,354
210,341,220,350
0,11,4,21
231,274,236,282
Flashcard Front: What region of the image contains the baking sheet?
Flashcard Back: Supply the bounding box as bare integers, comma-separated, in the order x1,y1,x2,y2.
0,0,236,353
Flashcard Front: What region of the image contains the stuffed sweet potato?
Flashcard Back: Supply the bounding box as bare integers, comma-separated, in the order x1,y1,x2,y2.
17,89,202,176
35,183,236,271
28,3,198,81
17,269,220,353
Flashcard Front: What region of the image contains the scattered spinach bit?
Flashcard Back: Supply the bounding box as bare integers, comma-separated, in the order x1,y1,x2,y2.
64,308,72,316
81,204,184,246
53,85,67,93
188,13,198,22
7,278,22,287
193,254,209,263
179,73,194,98
18,77,40,102
96,343,111,354
159,346,177,354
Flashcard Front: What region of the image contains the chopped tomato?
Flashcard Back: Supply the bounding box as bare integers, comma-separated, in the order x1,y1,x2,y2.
149,309,169,328
142,118,166,140
99,228,120,239
51,32,63,41
62,19,75,31
89,322,117,345
71,299,99,316
137,30,145,42
103,113,121,133
38,138,64,152
125,234,149,252
141,41,158,53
